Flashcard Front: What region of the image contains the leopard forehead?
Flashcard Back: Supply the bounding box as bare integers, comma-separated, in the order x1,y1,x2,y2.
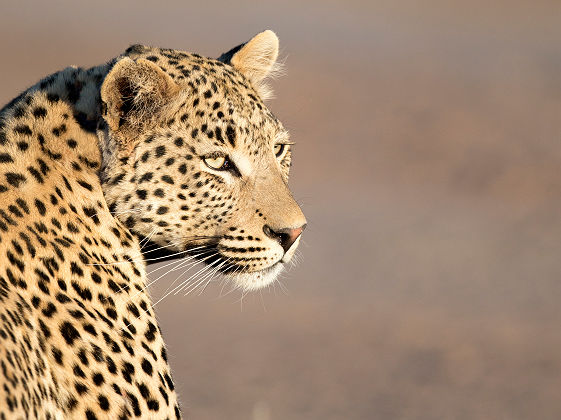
127,46,277,115
121,45,286,156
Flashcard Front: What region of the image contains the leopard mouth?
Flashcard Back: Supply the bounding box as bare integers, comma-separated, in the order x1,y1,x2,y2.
197,248,284,291
139,237,284,290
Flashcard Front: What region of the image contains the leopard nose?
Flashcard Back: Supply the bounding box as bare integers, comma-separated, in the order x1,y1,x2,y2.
263,224,307,253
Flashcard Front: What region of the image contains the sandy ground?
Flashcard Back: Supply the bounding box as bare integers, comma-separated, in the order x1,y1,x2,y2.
1,1,560,418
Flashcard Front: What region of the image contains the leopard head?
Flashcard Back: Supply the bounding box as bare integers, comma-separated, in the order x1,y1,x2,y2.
99,31,306,291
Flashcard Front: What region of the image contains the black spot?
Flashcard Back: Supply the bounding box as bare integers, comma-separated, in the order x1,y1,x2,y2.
60,321,80,345
147,400,160,411
46,93,59,103
85,409,97,420
73,364,86,378
155,145,166,157
52,347,63,365
127,392,141,416
164,373,175,390
67,397,78,411
70,262,84,277
141,358,153,376
33,107,47,118
98,395,110,411
122,361,135,383
27,166,44,183
15,199,29,215
83,206,100,225
161,175,174,184
91,272,102,284
93,372,105,385
14,106,26,118
34,199,46,215
110,173,126,185
136,190,147,199
67,138,77,148
125,216,135,229
17,141,29,151
145,321,157,342
63,175,73,191
83,323,97,336
77,348,89,365
106,307,117,320
91,343,105,361
42,302,57,317
6,172,26,187
139,172,153,183
226,125,236,147
13,124,32,135
52,124,67,137
8,205,23,218
106,357,117,374
71,281,92,300
215,127,224,143
0,153,13,163
39,319,51,338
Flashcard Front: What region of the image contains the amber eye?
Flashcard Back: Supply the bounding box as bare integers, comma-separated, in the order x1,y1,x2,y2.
274,144,286,158
204,155,227,170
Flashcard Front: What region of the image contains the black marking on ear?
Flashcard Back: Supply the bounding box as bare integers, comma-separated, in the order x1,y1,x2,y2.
116,78,136,128
217,42,247,64
125,44,146,55
74,112,97,133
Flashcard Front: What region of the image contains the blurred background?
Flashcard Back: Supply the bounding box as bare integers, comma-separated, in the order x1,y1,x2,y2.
1,1,560,418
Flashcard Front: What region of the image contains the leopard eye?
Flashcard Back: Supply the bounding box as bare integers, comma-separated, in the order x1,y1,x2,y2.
204,155,227,170
274,144,286,158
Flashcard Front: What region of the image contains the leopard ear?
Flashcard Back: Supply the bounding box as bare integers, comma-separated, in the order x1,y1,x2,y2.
218,30,281,100
101,57,179,151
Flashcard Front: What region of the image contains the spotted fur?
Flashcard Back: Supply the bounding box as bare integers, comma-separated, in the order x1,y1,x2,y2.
0,30,306,419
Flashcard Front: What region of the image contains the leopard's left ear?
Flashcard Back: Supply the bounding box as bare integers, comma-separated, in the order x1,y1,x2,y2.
218,30,281,100
101,57,180,154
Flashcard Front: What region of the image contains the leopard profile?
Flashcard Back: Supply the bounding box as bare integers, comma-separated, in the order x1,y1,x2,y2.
0,30,306,419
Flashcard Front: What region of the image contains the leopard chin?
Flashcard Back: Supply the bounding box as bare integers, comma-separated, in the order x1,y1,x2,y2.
229,263,284,291
192,248,285,292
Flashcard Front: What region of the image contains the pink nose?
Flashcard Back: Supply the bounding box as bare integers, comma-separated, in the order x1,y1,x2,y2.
263,224,306,253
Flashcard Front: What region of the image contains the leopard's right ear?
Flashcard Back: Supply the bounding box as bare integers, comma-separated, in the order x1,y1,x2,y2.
101,57,179,152
218,30,281,100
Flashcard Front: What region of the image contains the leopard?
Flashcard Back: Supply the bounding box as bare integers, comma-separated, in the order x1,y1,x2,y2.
0,29,306,419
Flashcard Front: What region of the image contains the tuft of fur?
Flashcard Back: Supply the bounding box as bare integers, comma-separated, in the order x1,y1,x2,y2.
255,56,285,101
